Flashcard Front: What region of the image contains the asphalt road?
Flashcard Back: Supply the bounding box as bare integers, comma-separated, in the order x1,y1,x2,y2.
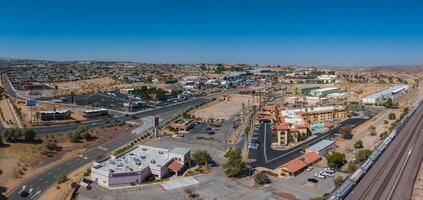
249,117,367,169
6,97,209,200
31,97,208,134
346,104,423,200
1,73,18,99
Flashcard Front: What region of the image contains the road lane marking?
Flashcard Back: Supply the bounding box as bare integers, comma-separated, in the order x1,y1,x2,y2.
263,123,268,162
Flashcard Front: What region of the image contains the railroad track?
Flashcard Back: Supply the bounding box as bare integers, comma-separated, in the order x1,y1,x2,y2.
358,105,423,200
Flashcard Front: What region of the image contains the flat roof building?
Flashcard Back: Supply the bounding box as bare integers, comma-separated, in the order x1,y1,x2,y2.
362,85,409,104
309,87,339,97
91,145,190,188
306,139,336,155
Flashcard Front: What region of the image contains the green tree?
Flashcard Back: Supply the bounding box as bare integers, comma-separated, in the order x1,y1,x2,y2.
69,132,81,143
222,148,246,177
354,140,363,149
192,150,212,168
347,162,358,173
325,151,346,168
340,125,353,139
384,98,394,108
333,175,344,187
255,172,270,185
355,148,372,162
23,128,37,141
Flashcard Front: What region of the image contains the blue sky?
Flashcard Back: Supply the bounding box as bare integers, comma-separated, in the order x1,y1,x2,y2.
0,0,422,66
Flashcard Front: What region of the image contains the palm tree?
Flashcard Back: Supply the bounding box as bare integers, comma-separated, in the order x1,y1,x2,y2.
35,112,40,124
65,110,73,123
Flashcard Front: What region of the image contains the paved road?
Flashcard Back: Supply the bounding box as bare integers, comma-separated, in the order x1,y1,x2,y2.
1,73,18,99
6,98,209,200
346,104,423,200
31,97,208,134
249,117,367,169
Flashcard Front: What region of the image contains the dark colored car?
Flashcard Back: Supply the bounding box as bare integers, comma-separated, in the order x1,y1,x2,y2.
307,178,318,183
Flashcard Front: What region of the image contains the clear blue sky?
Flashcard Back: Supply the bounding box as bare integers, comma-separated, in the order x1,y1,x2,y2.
1,0,422,66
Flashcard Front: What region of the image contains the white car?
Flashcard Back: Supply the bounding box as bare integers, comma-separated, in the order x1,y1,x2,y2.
307,166,315,171
324,168,336,174
314,173,326,179
320,171,335,178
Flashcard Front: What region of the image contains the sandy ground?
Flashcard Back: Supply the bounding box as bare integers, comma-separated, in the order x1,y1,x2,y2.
16,101,88,127
192,94,253,120
0,99,19,127
39,163,90,200
336,109,401,161
342,83,393,102
0,124,134,194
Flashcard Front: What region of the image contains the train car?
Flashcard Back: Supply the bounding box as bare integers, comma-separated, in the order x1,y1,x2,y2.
361,159,374,172
335,179,355,199
368,149,382,162
350,168,365,183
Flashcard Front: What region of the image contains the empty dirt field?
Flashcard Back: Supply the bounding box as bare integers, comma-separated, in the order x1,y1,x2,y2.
0,123,134,193
342,83,394,102
192,94,253,120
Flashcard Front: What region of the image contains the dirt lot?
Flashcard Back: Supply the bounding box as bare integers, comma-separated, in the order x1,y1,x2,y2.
336,108,401,161
15,101,88,127
342,83,394,102
0,123,135,193
192,94,253,120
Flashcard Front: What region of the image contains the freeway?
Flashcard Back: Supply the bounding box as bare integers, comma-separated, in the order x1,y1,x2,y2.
346,104,423,200
6,97,210,200
250,117,367,169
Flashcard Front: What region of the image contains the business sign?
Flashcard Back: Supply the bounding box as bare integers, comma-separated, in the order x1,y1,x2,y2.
154,116,160,127
26,99,37,106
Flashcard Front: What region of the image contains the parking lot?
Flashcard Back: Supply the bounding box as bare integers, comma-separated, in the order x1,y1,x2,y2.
249,117,368,169
269,166,348,200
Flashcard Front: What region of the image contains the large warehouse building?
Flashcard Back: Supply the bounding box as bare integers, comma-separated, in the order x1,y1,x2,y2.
362,85,409,104
91,145,190,188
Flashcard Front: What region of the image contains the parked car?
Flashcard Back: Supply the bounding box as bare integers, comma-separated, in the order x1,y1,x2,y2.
321,171,335,178
307,166,315,171
307,178,318,183
314,173,326,179
324,168,336,174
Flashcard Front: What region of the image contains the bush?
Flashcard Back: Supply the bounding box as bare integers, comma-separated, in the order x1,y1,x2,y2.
71,182,78,188
57,174,68,184
388,113,396,120
69,132,81,143
355,148,372,162
354,140,363,149
347,162,358,173
255,172,270,185
333,175,344,187
380,131,389,139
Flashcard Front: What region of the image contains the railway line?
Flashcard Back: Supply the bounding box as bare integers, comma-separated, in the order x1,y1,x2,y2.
330,98,423,200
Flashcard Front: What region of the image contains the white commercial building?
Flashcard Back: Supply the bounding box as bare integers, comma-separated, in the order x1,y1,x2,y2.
306,139,336,155
310,87,340,97
91,145,190,188
362,85,409,104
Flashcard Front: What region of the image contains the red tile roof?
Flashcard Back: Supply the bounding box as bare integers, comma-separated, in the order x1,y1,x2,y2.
301,152,321,165
168,160,184,173
282,159,307,173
